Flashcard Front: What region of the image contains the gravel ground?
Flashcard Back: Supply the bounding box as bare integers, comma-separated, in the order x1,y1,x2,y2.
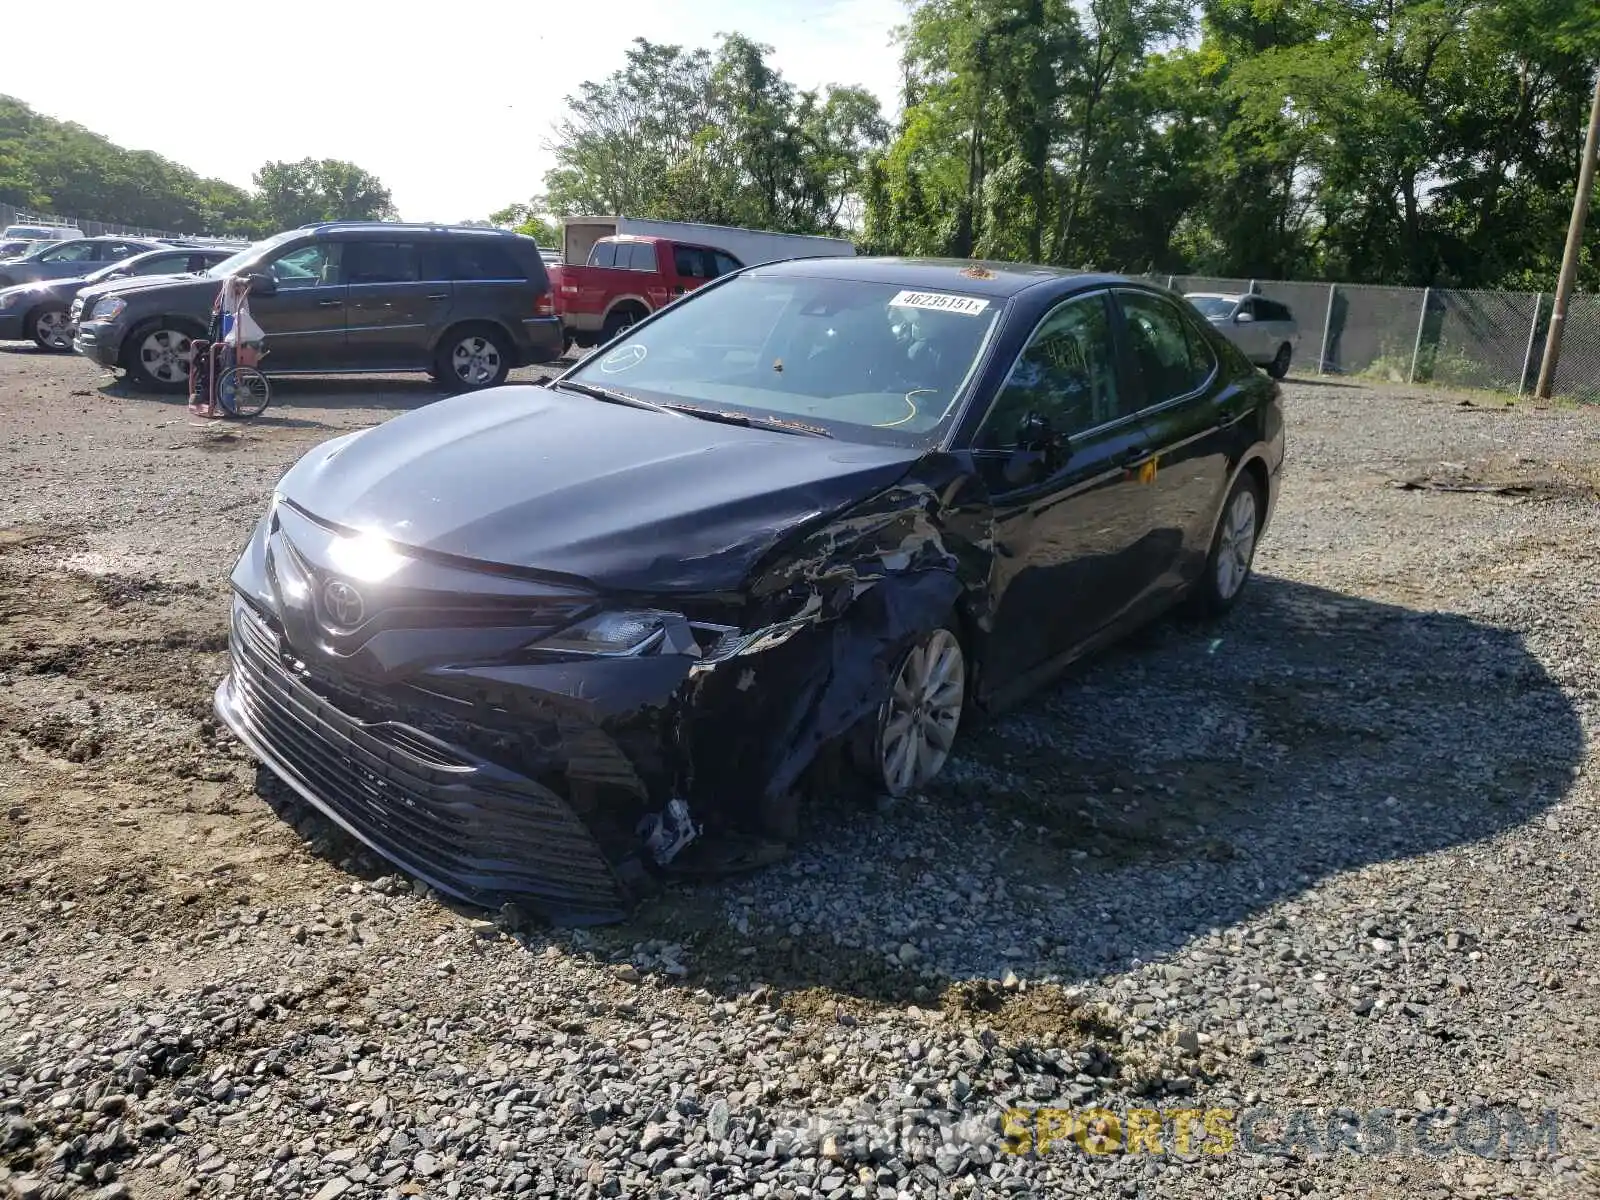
1,344,1597,1200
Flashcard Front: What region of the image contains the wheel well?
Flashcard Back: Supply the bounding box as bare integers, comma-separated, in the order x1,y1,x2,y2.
434,319,515,357
1240,454,1269,498
23,299,66,326
605,299,650,324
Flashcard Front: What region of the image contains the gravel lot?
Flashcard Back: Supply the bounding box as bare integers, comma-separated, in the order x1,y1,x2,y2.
1,343,1597,1200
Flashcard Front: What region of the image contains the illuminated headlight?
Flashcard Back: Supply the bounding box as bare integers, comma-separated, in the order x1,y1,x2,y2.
539,610,683,657
89,296,126,321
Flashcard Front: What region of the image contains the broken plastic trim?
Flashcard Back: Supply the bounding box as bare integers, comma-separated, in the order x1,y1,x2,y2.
638,796,700,865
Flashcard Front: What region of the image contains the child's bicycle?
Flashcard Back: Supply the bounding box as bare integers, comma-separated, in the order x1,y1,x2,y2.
188,274,272,420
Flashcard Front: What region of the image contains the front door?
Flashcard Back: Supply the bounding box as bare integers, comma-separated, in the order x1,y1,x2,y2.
247,240,346,370
969,291,1166,693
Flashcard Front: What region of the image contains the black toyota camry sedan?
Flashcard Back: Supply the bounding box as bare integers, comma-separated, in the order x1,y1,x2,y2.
216,257,1285,922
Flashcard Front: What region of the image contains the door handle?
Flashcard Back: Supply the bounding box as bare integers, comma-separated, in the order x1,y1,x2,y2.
426,293,449,301
317,299,341,308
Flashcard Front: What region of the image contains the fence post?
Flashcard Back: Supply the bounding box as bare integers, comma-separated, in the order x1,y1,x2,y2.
1519,293,1543,397
1165,275,1174,290
1248,278,1257,295
1409,288,1431,383
1318,284,1336,375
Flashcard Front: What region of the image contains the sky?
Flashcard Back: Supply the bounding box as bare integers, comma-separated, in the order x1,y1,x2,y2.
10,0,907,223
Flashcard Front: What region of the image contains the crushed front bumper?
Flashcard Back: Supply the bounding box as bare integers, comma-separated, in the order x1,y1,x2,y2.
214,600,631,923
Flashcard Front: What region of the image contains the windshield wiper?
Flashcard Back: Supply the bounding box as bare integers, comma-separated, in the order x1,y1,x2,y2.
661,404,833,439
551,379,682,416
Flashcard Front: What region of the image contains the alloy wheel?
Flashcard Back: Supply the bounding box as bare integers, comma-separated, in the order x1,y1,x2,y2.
452,336,502,386
34,309,71,350
140,329,194,384
1215,486,1259,601
876,628,965,797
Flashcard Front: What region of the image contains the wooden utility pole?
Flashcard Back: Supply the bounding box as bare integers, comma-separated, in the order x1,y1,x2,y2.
1535,70,1600,400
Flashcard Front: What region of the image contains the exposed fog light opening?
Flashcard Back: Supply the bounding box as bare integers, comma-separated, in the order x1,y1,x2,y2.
638,797,700,866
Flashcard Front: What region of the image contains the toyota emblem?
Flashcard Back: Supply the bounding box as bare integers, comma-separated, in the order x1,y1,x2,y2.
322,579,365,629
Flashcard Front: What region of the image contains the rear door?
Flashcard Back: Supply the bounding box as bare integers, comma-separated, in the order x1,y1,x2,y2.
1115,288,1238,592
247,239,347,370
668,243,713,301
344,239,435,369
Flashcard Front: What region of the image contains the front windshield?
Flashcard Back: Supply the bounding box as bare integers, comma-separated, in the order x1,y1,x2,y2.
566,274,1001,444
205,230,298,278
1186,295,1236,319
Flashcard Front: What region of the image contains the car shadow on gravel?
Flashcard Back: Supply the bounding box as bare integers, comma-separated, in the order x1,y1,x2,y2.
236,573,1583,1016
612,574,1584,1009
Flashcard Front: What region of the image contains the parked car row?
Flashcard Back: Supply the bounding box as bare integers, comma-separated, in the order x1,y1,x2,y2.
0,245,243,349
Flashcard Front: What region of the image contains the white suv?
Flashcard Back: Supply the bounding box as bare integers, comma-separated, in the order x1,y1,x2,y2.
1185,292,1299,379
2,223,85,243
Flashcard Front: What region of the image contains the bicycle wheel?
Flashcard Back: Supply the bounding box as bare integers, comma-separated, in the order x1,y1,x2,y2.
217,366,271,419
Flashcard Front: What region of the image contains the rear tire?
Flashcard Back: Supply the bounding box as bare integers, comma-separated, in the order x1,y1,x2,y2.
1266,342,1291,379
601,305,646,343
1188,472,1264,618
124,320,204,393
432,324,511,391
29,305,72,351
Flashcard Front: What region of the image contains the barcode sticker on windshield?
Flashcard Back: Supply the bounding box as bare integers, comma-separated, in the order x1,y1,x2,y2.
889,290,990,316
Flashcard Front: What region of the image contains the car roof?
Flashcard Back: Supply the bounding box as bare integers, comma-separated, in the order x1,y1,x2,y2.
296,221,530,240
747,255,1137,299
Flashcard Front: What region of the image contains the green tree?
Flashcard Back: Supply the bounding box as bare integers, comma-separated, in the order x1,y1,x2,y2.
541,36,886,235
489,201,559,245
252,158,397,231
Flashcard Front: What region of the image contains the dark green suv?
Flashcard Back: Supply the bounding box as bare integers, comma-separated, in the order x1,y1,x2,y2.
72,222,563,393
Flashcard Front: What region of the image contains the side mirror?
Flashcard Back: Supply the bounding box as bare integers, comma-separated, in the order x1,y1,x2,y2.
244,272,277,296
1234,310,1254,324
1003,411,1066,487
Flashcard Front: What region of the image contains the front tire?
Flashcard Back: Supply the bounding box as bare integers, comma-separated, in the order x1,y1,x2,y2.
433,325,511,391
124,321,202,393
1190,473,1263,617
29,305,72,351
1266,342,1291,379
861,625,966,797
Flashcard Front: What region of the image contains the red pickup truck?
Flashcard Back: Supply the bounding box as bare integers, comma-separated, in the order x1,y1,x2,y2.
550,236,745,348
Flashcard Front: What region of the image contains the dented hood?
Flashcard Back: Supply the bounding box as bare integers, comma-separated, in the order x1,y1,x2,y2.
277,384,924,593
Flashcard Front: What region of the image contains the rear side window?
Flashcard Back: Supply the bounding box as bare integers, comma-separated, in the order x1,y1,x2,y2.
345,241,422,284
427,240,526,282
1117,290,1216,406
674,245,711,279
712,251,742,277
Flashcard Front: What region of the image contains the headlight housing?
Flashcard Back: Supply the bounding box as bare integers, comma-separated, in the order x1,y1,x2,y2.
0,292,19,310
538,610,687,657
90,296,126,321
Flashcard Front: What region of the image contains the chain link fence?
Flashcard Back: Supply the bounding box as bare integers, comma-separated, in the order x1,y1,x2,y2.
1,201,185,240
1147,272,1598,401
